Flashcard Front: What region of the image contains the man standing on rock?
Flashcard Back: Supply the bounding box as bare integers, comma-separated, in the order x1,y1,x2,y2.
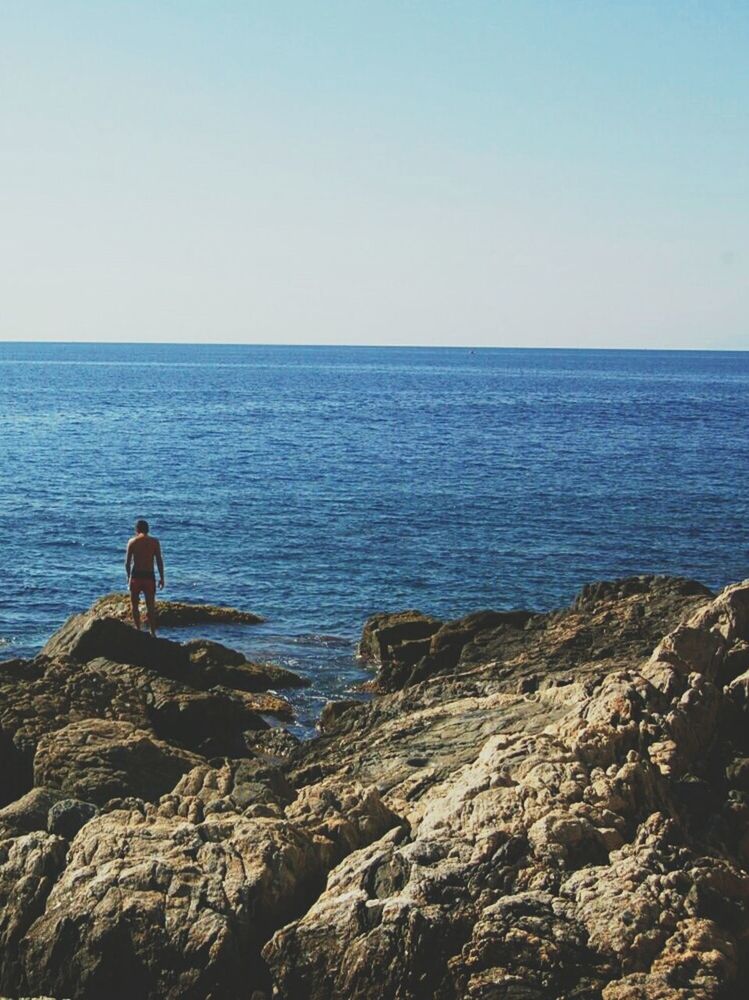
125,519,165,636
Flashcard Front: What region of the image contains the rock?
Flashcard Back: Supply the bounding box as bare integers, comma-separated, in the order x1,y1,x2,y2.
3,574,749,1000
0,631,299,811
0,788,66,837
318,699,364,733
89,592,265,625
263,578,748,999
149,688,269,756
244,728,301,760
0,654,140,807
33,719,202,806
47,798,99,839
361,578,708,693
573,575,712,612
0,832,68,996
358,610,443,665
20,779,399,1000
184,639,309,690
725,758,749,792
40,614,190,674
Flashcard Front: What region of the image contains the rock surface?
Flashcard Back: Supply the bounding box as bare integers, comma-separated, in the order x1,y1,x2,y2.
0,613,302,809
89,592,265,625
2,575,749,999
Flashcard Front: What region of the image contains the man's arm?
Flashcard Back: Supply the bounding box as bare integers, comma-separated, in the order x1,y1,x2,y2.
125,538,134,581
155,540,165,589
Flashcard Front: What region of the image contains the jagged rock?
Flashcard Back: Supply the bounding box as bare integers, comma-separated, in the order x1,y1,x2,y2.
0,654,140,807
358,610,443,665
20,778,399,1000
264,578,749,999
0,626,301,810
89,592,265,625
0,832,68,996
33,719,202,806
379,609,537,690
3,575,749,1000
244,728,301,760
573,575,712,612
149,688,269,756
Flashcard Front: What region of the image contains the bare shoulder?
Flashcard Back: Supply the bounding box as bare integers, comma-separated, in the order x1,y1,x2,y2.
151,536,162,549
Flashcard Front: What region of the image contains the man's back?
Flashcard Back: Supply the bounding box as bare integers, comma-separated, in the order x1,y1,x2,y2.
128,533,160,572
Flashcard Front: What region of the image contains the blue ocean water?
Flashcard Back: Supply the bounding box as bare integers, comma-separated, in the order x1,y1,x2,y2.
1,343,748,734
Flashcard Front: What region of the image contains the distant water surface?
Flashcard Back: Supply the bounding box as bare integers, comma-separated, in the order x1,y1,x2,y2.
1,343,748,733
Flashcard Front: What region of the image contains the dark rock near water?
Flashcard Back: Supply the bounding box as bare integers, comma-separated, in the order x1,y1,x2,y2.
3,575,749,999
0,613,303,810
184,638,310,690
318,698,364,733
358,610,443,665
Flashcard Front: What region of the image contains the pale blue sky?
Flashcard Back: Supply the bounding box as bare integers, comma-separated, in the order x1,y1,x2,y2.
1,1,747,348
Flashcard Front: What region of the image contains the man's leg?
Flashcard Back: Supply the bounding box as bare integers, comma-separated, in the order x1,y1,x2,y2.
130,588,142,630
144,587,157,637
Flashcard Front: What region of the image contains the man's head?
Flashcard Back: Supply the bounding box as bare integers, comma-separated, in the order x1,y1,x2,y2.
135,519,149,535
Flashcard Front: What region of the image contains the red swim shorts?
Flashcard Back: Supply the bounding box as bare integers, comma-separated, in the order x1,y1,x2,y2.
129,575,156,599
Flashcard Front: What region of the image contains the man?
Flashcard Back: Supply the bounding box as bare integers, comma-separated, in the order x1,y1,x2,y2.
125,519,165,635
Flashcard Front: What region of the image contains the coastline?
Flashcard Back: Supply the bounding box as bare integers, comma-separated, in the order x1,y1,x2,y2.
0,574,747,997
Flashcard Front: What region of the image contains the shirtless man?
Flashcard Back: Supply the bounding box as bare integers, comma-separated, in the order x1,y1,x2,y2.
125,519,165,635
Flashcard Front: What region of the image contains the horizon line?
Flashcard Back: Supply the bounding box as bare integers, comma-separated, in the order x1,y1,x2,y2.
0,339,747,354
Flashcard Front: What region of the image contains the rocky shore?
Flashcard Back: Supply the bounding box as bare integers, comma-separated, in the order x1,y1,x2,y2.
1,576,748,999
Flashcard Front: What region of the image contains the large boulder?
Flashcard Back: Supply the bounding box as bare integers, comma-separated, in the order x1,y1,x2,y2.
0,626,302,810
33,719,202,806
0,655,141,807
148,688,269,756
40,614,189,675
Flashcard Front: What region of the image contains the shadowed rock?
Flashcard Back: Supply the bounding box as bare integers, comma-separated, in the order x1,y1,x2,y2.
358,610,443,665
0,788,66,838
33,719,203,806
47,798,99,840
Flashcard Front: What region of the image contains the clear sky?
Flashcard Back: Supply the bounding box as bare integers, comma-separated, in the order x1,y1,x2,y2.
1,1,747,348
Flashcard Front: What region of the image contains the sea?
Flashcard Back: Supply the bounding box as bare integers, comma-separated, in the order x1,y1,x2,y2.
1,343,748,735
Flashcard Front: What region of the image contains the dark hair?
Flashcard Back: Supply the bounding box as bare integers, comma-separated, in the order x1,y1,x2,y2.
135,519,149,534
